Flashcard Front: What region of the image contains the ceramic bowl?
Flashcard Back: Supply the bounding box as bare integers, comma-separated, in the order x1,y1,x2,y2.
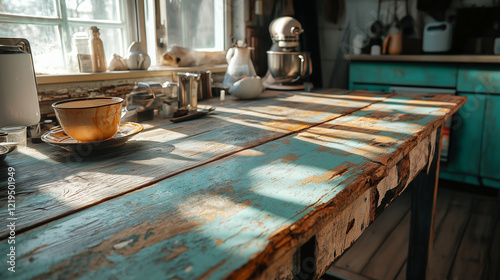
52,97,124,142
228,76,263,99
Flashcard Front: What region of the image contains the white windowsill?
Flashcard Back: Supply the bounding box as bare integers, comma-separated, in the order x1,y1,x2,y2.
36,65,228,85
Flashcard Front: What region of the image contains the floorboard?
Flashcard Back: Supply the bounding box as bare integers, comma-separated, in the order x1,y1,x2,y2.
326,180,500,280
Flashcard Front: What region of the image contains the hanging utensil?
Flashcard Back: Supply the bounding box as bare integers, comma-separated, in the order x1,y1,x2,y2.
369,0,384,37
400,0,415,35
392,0,400,29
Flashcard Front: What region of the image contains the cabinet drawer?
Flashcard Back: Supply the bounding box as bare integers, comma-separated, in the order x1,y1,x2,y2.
457,65,500,94
349,62,458,88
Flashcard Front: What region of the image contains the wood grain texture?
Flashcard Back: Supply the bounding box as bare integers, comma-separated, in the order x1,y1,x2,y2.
0,89,385,238
0,90,466,280
330,189,411,275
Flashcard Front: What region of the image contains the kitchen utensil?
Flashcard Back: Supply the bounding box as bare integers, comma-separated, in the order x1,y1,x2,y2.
126,42,151,70
423,22,452,52
228,76,263,99
400,0,414,35
0,144,16,161
370,0,384,37
263,16,312,90
195,70,213,100
494,38,500,55
108,53,128,71
222,44,256,88
0,38,40,128
170,107,216,123
383,33,403,54
173,72,200,116
392,0,399,29
0,126,27,147
89,26,107,72
41,122,143,153
267,51,312,83
353,34,365,54
371,45,382,55
52,97,124,142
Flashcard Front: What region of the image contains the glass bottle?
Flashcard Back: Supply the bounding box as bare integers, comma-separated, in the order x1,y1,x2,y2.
89,26,107,72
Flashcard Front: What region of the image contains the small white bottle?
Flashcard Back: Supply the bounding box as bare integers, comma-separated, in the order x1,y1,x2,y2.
89,26,107,72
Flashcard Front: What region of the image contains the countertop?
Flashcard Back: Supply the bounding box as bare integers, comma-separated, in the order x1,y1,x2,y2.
345,54,500,63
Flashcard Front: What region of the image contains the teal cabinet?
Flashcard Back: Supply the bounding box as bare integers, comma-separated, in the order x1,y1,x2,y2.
349,62,457,88
348,60,500,189
481,95,500,188
458,65,500,94
441,93,486,185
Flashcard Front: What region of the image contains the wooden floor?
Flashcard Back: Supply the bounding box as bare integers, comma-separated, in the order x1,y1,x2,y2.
326,180,500,280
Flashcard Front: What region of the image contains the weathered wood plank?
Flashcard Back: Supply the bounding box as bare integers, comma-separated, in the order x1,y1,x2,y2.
330,189,411,275
0,89,388,237
0,91,466,280
0,127,385,280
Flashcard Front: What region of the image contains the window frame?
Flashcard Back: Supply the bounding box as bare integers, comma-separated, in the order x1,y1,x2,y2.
0,0,136,73
0,0,231,80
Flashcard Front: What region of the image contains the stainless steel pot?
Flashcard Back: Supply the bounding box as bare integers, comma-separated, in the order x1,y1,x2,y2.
267,51,312,83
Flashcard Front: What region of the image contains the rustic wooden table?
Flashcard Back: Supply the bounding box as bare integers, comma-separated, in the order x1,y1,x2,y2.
0,89,465,280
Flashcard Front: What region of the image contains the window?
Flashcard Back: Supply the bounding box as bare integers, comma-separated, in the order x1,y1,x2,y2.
0,0,228,75
0,0,134,74
145,0,228,65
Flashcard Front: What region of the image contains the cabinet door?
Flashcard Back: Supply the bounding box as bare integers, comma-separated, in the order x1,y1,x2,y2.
445,93,486,177
480,94,500,183
458,65,500,94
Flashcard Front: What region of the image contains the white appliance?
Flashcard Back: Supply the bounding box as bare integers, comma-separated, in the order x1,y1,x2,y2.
423,22,453,53
0,38,40,127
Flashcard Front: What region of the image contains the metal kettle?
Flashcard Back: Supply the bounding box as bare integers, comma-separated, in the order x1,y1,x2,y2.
0,38,40,127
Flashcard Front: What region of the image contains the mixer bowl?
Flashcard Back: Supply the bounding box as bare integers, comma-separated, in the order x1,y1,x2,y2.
267,51,312,83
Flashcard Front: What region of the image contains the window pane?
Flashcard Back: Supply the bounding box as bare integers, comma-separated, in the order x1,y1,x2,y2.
0,23,64,74
0,0,57,18
165,0,218,49
66,0,120,21
68,25,126,63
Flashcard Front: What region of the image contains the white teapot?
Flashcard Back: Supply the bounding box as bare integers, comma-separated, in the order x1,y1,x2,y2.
125,42,151,70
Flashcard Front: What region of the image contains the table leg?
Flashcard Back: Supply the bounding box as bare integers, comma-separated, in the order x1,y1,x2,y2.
406,126,442,280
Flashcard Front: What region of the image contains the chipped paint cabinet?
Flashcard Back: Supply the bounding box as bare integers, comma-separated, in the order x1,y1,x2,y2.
480,94,500,188
348,59,500,189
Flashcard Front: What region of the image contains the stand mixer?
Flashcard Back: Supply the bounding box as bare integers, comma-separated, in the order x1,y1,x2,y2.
263,16,312,90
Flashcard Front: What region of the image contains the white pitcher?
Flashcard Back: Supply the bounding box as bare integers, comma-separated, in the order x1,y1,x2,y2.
222,44,256,88
126,42,151,70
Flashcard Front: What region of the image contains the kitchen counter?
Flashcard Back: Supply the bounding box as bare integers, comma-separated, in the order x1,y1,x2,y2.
345,54,500,64
0,89,466,279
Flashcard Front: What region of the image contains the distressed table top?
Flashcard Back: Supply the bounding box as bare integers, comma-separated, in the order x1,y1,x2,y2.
0,89,466,279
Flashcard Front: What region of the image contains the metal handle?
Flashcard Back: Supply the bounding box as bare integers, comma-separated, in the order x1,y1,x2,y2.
292,54,305,83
